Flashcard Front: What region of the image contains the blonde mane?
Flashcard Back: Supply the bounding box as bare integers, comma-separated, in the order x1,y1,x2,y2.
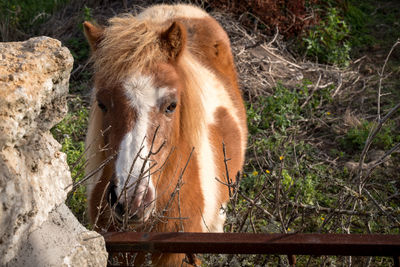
92,14,167,86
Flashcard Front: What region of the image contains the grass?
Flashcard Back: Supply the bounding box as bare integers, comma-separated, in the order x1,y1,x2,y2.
242,81,338,216
351,0,400,51
0,0,68,41
51,96,89,225
341,120,400,152
302,7,351,67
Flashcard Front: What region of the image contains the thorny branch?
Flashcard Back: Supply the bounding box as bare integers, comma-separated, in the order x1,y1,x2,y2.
377,39,400,121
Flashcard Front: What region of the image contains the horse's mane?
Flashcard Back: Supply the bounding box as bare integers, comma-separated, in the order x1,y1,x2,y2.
92,14,167,86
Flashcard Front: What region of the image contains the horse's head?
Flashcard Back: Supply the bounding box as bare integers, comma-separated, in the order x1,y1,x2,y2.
84,18,187,226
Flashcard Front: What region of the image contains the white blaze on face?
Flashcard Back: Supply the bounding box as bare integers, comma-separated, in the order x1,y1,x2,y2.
114,74,160,209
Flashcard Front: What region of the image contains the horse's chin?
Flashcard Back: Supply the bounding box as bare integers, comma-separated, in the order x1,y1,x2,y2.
130,204,155,225
112,202,155,229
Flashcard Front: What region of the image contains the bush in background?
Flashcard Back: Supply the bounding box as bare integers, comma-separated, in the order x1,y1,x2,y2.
0,0,68,41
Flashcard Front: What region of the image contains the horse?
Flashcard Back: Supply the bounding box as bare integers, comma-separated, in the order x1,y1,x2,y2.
83,4,247,266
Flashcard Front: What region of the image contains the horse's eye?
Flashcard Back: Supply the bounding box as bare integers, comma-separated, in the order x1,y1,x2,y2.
98,101,107,113
165,102,177,114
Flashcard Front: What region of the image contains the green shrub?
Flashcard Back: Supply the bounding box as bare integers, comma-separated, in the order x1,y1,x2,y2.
0,0,67,40
66,37,89,61
343,1,373,49
247,81,332,135
340,120,399,151
240,81,340,225
51,97,89,224
302,7,351,67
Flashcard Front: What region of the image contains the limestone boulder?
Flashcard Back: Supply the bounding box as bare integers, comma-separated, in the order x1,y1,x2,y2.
0,37,107,266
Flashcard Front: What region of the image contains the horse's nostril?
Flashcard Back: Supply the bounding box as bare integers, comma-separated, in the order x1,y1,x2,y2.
108,183,126,219
114,202,125,218
108,183,118,206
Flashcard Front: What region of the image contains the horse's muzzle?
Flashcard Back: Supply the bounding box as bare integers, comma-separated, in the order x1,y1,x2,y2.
107,180,155,225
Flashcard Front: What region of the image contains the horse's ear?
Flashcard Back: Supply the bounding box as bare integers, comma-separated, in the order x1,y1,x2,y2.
83,21,104,51
161,21,186,60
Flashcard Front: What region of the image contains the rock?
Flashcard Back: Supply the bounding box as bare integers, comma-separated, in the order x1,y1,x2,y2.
343,109,361,128
9,204,108,267
0,36,70,149
248,46,268,59
344,161,365,172
0,37,107,266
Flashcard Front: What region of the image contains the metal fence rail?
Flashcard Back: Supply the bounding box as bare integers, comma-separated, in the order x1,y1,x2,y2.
104,232,400,265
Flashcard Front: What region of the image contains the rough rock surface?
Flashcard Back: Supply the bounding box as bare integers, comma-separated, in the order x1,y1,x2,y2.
0,37,107,266
10,204,108,267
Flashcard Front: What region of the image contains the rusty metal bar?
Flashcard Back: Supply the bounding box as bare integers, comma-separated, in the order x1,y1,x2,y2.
104,232,400,256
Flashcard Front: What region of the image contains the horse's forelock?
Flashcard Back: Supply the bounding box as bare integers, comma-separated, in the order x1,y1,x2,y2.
92,15,166,87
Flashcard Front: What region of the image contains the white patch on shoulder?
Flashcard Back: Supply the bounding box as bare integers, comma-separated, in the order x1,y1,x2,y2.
137,4,208,23
184,57,243,136
183,56,242,232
